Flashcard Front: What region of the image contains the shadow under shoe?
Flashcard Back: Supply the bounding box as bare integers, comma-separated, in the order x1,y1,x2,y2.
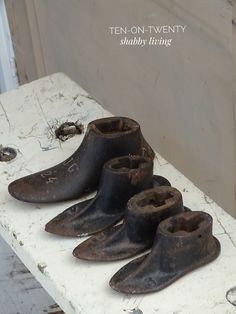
73,186,185,261
110,211,221,294
8,117,154,203
45,155,170,237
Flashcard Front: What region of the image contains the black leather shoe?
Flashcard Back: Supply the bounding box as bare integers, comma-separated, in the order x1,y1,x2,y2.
8,117,154,203
110,211,220,294
45,156,170,237
73,186,184,261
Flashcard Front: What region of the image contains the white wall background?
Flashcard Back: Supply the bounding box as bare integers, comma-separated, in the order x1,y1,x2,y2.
0,0,18,92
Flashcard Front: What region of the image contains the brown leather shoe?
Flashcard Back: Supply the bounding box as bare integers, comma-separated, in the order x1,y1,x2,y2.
8,117,154,203
110,211,220,294
73,186,183,261
45,156,170,237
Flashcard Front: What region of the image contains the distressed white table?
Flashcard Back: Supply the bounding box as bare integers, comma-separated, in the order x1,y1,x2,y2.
0,73,236,314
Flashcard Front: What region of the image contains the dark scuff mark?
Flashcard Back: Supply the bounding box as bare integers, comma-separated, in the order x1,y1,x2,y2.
69,300,76,312
124,307,144,314
72,94,79,101
44,303,64,314
10,268,30,278
0,100,11,130
226,286,236,306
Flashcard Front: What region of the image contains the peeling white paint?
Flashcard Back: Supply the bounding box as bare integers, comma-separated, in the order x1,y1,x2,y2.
0,73,236,314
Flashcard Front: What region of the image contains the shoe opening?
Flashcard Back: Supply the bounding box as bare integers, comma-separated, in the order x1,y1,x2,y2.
95,118,134,134
111,156,148,170
167,215,205,234
137,191,174,208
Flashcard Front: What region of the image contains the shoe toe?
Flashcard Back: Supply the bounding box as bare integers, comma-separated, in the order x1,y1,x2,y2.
45,215,79,237
8,178,36,202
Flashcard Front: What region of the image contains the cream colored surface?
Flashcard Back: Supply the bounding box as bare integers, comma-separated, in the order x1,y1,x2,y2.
5,0,236,216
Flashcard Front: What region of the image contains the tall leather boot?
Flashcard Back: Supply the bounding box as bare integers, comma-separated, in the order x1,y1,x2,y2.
45,156,170,237
8,117,154,203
